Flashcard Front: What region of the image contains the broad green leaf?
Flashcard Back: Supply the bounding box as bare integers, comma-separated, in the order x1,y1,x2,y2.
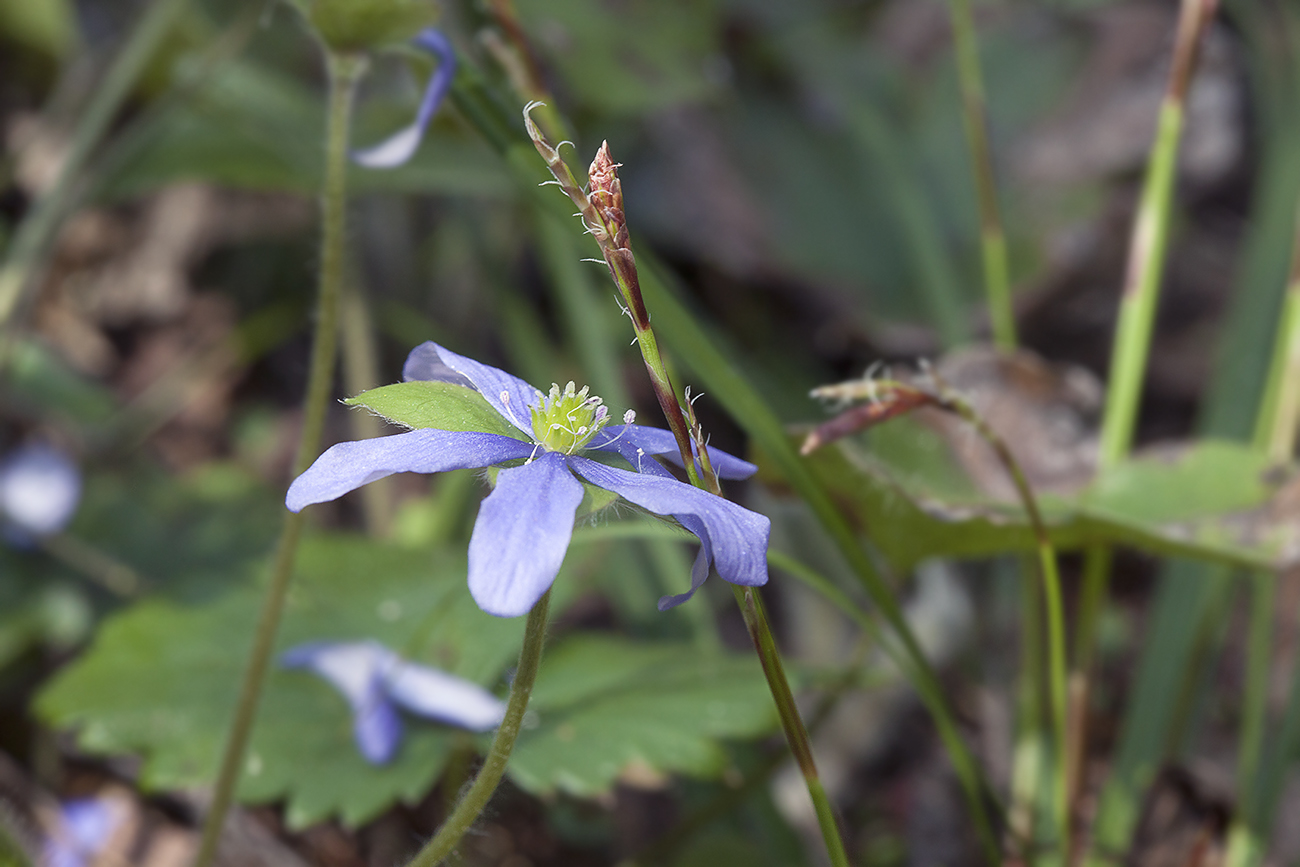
345,380,529,439
507,635,777,796
37,534,524,829
791,431,1299,571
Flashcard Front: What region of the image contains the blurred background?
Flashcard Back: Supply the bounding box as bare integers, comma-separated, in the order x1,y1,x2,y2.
0,0,1297,864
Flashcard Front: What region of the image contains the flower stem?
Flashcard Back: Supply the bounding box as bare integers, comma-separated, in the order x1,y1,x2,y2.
0,0,187,352
732,585,850,867
947,0,1015,350
522,110,851,866
191,49,365,867
404,589,551,867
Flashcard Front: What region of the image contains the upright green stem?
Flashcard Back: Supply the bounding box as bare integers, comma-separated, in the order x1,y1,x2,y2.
733,585,850,867
1098,0,1219,468
404,590,551,867
191,50,365,867
943,392,1070,854
947,0,1015,350
1224,196,1300,867
524,108,850,866
1079,7,1218,829
0,0,187,346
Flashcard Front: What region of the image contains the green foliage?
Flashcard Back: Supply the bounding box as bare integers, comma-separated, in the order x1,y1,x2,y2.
514,0,723,113
345,379,529,439
37,534,521,828
792,426,1298,571
35,531,776,824
510,635,777,796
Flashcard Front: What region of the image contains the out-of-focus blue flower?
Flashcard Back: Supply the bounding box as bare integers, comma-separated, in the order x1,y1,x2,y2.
352,29,456,168
42,797,118,867
282,640,506,764
286,342,770,617
0,444,81,545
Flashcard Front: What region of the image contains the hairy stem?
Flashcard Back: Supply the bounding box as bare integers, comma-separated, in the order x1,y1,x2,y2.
404,590,551,867
192,50,364,867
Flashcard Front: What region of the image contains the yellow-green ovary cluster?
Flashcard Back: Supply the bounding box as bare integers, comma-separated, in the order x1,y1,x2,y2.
530,382,609,454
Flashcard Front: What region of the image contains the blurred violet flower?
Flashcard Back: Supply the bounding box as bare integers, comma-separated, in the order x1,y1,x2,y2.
0,443,81,545
286,341,769,617
352,28,456,168
42,797,118,867
282,640,505,764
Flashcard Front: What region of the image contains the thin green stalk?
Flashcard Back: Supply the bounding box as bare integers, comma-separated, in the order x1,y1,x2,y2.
451,74,998,858
404,590,551,867
0,0,187,338
1223,196,1300,867
935,389,1070,854
1079,11,1218,856
947,0,1015,349
1098,0,1219,467
524,108,850,867
734,586,850,867
340,274,393,536
192,50,365,867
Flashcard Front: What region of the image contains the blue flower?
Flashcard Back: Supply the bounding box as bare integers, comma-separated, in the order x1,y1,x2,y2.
0,443,81,545
42,797,119,867
352,28,456,168
282,640,506,764
287,341,770,617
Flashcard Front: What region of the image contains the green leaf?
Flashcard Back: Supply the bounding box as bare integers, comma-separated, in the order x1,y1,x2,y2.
791,430,1300,571
507,635,777,796
345,380,530,439
36,534,524,829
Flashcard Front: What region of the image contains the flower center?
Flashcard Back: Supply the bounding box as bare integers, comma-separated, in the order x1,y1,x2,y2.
530,381,609,454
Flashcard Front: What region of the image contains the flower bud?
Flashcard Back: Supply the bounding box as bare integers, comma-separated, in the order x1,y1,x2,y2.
287,0,437,52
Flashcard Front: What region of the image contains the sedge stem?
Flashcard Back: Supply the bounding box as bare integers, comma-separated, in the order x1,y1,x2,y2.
403,589,551,867
191,49,365,867
733,585,850,867
947,0,1016,349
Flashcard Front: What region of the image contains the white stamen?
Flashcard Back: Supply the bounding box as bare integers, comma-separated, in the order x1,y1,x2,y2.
623,410,635,425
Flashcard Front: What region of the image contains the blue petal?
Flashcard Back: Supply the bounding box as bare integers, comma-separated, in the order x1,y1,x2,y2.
403,342,541,437
286,429,534,512
281,641,403,764
43,797,118,867
354,686,404,764
383,662,506,731
468,452,584,617
352,29,457,168
586,425,758,480
0,443,81,539
567,456,770,606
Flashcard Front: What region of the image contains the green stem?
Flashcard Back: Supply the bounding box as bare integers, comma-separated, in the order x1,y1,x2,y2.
0,0,188,345
1079,13,1217,855
947,0,1015,350
1099,0,1219,468
940,390,1070,854
1225,192,1300,867
340,274,393,536
732,586,850,867
404,590,551,867
191,50,365,867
